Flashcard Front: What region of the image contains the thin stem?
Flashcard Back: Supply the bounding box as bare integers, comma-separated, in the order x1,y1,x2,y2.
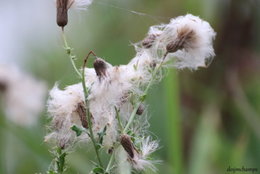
123,53,168,134
81,52,103,168
105,152,115,173
56,147,67,174
123,103,140,133
115,107,124,133
61,31,82,78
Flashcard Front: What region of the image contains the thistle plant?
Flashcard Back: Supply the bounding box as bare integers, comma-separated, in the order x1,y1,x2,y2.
45,1,216,173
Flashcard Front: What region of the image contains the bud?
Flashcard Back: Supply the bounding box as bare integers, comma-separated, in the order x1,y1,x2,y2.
136,104,145,115
142,34,158,49
120,135,135,158
166,27,195,53
76,102,88,129
93,58,107,79
56,0,70,28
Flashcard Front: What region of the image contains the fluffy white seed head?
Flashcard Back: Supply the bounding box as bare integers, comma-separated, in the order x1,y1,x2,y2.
131,137,159,171
120,135,159,172
47,13,215,168
0,64,47,126
139,14,216,70
46,83,89,148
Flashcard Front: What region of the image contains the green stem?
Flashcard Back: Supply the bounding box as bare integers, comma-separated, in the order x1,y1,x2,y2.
123,54,167,134
56,147,67,174
115,107,124,133
123,103,140,133
61,31,82,78
81,58,104,168
105,152,115,173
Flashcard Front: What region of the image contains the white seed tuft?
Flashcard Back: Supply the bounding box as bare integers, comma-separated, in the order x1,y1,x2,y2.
0,64,47,126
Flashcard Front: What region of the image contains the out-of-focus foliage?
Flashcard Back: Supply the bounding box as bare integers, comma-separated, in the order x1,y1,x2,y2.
0,0,259,173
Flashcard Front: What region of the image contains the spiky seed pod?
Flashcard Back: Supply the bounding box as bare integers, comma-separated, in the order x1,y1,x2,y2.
120,135,135,158
76,102,88,129
166,27,196,53
93,58,108,79
136,104,145,115
56,0,69,28
142,34,158,49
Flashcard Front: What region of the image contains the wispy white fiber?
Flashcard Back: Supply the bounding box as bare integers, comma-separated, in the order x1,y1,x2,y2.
0,64,47,126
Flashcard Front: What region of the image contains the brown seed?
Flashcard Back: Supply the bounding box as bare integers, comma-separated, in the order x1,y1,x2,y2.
93,58,107,79
76,102,88,129
142,34,158,49
56,0,69,28
108,147,114,154
120,135,135,158
136,104,145,115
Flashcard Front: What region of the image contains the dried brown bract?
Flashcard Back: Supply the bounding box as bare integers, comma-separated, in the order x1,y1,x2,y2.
94,58,108,79
76,102,88,129
142,34,158,49
166,26,196,53
120,134,136,158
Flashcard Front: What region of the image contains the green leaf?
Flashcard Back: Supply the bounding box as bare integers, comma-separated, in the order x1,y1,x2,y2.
96,143,102,150
97,126,107,144
93,167,105,174
47,170,57,174
71,125,83,136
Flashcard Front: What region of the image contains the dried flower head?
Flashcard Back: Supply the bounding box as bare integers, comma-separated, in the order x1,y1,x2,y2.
139,14,216,69
93,58,108,79
56,0,93,28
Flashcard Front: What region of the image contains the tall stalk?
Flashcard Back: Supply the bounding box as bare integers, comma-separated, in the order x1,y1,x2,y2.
61,32,104,170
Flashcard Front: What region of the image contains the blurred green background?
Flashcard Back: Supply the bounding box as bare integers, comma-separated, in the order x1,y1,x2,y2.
0,0,259,173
